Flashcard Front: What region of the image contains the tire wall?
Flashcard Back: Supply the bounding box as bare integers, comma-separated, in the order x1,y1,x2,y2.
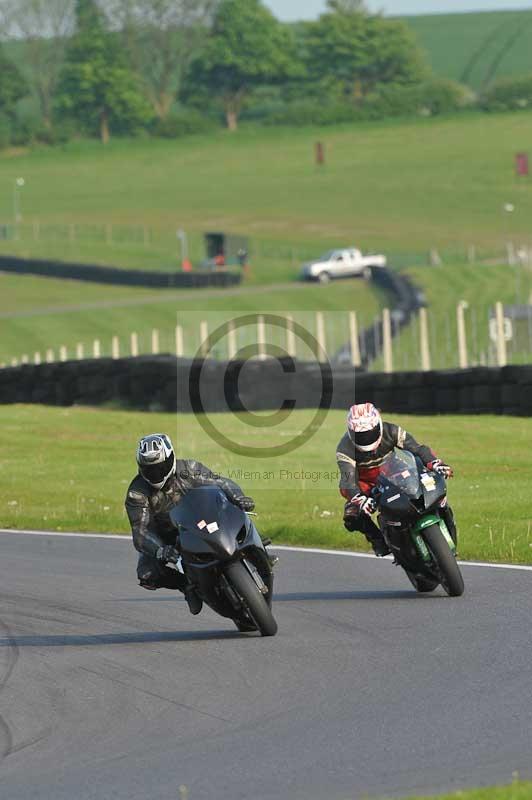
0,255,241,288
1,357,530,416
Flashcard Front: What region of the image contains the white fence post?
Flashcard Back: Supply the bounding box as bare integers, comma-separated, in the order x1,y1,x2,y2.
93,340,101,359
34,352,41,365
130,332,139,357
456,301,468,369
175,326,184,358
151,329,160,355
419,308,431,371
21,354,29,365
76,343,84,360
227,320,237,359
285,315,297,358
112,336,120,360
199,321,209,358
382,308,393,373
256,315,267,360
495,301,508,367
45,348,55,363
315,312,327,362
349,311,361,368
59,346,68,362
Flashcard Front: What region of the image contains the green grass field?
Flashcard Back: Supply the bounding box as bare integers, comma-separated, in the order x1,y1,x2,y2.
405,10,532,91
1,112,532,278
2,405,531,565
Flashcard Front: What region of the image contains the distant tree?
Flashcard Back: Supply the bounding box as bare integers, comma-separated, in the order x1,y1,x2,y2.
0,44,28,118
305,4,428,103
185,0,295,131
0,0,74,129
107,0,219,120
56,0,152,143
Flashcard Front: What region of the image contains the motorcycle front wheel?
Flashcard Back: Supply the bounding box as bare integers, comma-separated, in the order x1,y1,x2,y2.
423,523,465,597
224,561,278,637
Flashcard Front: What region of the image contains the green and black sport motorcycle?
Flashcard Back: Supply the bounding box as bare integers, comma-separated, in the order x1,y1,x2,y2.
373,449,464,597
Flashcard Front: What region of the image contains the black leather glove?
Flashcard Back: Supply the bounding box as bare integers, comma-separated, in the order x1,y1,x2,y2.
156,545,180,564
235,496,255,512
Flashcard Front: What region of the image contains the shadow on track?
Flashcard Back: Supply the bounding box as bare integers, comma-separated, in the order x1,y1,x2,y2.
273,589,425,602
0,629,242,648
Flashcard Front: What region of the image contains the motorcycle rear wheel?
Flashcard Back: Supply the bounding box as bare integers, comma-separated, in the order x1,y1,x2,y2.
224,561,278,637
423,523,465,597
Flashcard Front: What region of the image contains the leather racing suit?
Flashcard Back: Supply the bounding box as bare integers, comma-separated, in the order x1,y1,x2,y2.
336,421,456,545
125,459,245,592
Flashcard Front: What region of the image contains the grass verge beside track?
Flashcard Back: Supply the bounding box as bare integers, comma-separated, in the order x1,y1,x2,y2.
405,779,532,799
1,405,531,564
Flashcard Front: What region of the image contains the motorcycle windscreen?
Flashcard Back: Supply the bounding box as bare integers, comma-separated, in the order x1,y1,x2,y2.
170,485,244,538
378,449,421,498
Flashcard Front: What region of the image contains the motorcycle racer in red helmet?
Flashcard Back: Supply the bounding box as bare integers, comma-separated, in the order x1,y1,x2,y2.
336,403,455,557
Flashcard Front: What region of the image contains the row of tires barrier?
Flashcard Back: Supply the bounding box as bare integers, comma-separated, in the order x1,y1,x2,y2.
1,356,531,416
0,255,241,288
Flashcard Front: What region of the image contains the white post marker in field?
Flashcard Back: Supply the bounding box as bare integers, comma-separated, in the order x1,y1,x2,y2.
456,301,468,369
151,329,160,355
93,340,101,359
315,311,327,362
112,336,120,360
286,315,297,358
21,355,29,365
227,319,237,359
495,301,508,367
419,307,431,371
382,308,393,373
59,346,68,362
76,343,84,360
349,311,361,368
175,326,184,358
34,352,41,365
130,332,139,357
46,349,54,363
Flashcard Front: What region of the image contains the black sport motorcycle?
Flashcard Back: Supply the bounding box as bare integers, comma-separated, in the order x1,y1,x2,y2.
169,485,278,636
372,449,464,597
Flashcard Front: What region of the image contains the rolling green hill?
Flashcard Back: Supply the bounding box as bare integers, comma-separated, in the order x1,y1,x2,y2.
1,111,532,281
404,10,532,91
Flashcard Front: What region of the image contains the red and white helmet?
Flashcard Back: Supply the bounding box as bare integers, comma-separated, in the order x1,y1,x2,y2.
347,403,383,452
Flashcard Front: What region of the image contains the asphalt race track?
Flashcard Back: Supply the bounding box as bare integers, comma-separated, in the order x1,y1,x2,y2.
1,531,532,800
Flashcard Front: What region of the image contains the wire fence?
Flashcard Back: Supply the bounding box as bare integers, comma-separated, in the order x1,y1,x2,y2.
2,303,530,372
1,220,531,273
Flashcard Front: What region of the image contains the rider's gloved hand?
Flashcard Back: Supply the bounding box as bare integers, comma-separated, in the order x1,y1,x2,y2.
428,459,454,479
235,496,255,512
156,545,180,564
345,494,377,517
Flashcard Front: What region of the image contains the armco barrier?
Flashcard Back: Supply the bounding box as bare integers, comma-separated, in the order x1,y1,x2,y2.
0,255,241,288
0,357,531,416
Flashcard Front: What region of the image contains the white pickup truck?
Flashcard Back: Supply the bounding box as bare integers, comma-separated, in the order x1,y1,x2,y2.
300,248,387,284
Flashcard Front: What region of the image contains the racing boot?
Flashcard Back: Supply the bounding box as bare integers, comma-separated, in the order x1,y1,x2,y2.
262,538,279,568
365,532,391,558
184,584,203,615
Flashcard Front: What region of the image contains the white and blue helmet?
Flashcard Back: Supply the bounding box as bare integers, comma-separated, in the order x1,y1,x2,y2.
136,433,176,489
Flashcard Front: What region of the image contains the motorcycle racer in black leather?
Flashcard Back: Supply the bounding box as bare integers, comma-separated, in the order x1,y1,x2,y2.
337,403,456,557
125,434,255,615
